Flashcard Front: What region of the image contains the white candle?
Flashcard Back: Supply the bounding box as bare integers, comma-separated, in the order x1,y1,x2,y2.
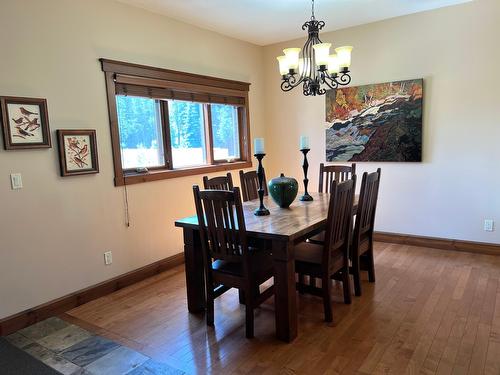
254,138,265,154
299,135,310,150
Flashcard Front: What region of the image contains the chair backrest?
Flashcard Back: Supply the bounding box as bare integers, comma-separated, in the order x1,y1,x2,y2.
193,185,249,267
239,170,268,202
323,177,356,272
203,173,234,190
318,163,356,193
353,169,381,245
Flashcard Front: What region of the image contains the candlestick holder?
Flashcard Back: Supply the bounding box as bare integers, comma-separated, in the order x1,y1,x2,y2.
299,148,313,201
254,153,270,216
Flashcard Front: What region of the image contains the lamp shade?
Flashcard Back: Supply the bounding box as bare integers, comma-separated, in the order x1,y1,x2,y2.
312,43,331,66
335,46,353,68
277,55,289,75
283,48,301,70
327,54,340,74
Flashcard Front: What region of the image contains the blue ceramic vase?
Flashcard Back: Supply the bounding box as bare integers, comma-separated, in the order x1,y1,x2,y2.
268,173,299,208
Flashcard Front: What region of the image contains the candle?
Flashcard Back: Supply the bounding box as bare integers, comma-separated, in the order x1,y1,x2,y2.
299,135,310,150
254,138,265,154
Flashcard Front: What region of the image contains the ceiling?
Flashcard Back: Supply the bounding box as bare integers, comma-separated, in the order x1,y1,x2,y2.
116,0,473,46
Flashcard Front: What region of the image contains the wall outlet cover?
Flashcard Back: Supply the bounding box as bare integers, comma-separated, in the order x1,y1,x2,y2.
10,173,23,190
484,219,494,232
104,251,113,265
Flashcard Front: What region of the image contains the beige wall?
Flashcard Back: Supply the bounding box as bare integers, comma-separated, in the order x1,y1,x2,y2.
1,0,499,319
0,0,265,318
263,0,500,244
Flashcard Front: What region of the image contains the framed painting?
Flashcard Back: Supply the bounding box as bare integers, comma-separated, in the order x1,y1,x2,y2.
0,96,51,150
325,79,423,162
57,129,99,176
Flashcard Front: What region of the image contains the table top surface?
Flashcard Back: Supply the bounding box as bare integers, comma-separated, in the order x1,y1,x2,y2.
175,192,358,242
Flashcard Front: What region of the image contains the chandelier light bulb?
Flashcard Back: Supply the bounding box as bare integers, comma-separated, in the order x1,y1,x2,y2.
283,48,301,71
277,55,289,75
327,54,340,74
312,43,331,67
335,46,353,68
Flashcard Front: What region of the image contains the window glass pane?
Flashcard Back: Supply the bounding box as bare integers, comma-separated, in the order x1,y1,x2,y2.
168,100,207,168
211,104,240,161
116,96,164,169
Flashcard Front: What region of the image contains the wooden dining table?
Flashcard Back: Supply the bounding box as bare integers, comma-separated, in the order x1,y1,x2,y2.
175,191,358,342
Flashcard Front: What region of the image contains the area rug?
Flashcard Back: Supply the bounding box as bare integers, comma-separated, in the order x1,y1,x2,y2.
4,317,184,374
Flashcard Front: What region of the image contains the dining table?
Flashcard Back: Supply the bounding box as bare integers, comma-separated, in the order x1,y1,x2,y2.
175,191,358,343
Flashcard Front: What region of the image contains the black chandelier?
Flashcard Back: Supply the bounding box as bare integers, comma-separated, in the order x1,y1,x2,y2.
277,0,353,96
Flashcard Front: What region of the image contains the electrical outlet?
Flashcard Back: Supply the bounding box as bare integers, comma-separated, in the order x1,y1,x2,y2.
484,219,494,232
10,173,23,190
104,251,113,265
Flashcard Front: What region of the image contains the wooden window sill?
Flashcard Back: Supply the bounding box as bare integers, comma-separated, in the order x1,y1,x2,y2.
116,160,252,186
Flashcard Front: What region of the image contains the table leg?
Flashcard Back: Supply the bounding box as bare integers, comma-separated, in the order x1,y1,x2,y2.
272,239,298,342
183,228,205,312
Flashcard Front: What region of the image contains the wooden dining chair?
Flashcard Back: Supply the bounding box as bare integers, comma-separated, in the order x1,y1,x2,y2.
203,172,234,190
239,170,268,202
318,163,356,193
295,177,356,322
193,185,274,338
308,162,357,246
351,168,381,296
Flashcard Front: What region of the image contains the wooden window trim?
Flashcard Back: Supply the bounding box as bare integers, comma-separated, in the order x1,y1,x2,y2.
100,59,252,187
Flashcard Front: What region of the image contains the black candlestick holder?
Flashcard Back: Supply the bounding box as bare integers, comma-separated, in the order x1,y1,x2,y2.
299,148,313,201
254,153,270,216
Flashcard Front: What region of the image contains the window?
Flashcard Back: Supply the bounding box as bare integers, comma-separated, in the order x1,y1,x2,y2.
101,59,251,186
168,100,206,168
211,104,240,161
116,96,164,169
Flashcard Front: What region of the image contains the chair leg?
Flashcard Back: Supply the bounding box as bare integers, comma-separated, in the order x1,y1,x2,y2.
342,269,352,304
367,242,376,283
352,256,362,297
322,276,333,322
245,289,254,338
206,292,214,327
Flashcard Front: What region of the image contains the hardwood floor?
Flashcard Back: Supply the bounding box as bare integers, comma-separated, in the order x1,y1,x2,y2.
66,242,500,374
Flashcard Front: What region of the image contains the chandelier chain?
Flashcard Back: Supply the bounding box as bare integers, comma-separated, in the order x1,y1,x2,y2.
311,0,315,20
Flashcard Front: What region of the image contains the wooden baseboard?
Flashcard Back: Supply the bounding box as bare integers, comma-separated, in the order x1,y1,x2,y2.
0,253,184,336
374,232,500,255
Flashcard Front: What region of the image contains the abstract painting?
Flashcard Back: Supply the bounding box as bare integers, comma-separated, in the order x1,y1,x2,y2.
1,96,51,149
325,79,423,162
57,129,99,176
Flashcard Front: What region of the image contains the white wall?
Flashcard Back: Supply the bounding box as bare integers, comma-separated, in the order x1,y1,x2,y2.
0,0,265,319
263,0,500,244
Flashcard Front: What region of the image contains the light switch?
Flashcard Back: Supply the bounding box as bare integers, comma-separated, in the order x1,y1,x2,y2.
10,173,23,190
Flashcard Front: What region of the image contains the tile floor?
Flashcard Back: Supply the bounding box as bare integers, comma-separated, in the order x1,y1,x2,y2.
5,317,184,375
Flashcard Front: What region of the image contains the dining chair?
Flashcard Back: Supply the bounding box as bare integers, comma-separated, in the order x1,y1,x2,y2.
308,162,357,246
351,168,381,296
318,163,356,193
192,185,274,338
203,172,234,190
239,170,268,202
295,177,356,322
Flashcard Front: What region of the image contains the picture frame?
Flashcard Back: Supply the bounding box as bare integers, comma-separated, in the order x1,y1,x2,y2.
57,129,99,177
0,96,52,150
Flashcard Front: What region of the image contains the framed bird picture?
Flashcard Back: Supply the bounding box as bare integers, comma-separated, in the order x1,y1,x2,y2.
0,96,52,149
57,129,99,177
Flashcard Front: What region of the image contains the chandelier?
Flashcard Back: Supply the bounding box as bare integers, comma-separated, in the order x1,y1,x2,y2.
277,0,353,96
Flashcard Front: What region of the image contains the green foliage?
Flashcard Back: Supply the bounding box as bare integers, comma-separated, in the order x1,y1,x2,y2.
116,96,239,153
168,101,204,149
116,96,160,149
